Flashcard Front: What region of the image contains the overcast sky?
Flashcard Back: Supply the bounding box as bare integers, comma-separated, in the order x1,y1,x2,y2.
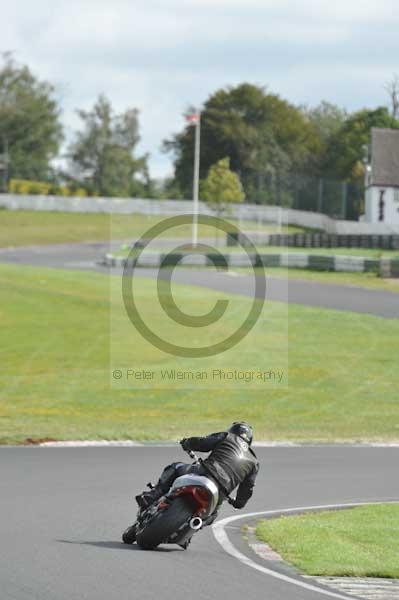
3,0,398,177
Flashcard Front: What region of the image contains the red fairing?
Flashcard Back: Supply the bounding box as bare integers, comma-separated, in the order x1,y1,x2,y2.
173,486,210,515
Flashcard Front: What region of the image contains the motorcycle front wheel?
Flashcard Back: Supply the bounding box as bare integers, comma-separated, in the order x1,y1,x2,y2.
136,497,193,550
122,523,137,544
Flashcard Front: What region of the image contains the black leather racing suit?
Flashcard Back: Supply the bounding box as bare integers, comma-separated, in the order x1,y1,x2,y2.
152,432,259,511
184,432,259,508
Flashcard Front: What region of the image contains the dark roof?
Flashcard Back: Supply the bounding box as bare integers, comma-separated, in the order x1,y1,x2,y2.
371,128,399,187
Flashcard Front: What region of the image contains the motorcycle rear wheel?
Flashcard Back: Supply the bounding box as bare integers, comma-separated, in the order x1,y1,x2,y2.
136,497,193,550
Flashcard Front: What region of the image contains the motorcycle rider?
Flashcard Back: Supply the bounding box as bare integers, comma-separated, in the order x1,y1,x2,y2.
135,422,259,518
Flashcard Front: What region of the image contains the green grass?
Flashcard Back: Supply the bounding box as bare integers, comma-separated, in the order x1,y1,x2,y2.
256,504,399,578
0,209,301,247
0,263,398,444
250,268,399,293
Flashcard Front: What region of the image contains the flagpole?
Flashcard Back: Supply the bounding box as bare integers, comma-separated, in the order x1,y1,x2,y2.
192,112,201,247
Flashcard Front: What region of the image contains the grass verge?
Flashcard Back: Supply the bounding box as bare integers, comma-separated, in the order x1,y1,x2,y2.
0,263,398,444
256,504,399,578
252,267,399,293
0,209,301,247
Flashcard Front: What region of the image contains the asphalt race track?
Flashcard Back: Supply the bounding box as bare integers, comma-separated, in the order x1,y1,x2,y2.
1,446,399,600
0,242,398,318
1,243,398,599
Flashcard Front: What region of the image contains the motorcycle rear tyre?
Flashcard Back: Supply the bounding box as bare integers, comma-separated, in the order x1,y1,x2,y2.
136,497,193,550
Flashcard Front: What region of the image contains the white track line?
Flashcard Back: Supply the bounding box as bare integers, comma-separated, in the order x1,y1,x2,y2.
212,501,399,600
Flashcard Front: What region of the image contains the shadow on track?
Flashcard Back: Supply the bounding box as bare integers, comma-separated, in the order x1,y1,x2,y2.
56,539,180,552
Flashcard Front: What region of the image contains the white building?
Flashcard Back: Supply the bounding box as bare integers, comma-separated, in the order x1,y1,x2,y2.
365,128,399,225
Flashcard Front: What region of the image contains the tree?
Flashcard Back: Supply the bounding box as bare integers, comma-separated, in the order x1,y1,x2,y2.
304,101,348,145
201,157,244,216
68,94,148,197
0,53,63,183
163,83,320,202
324,107,399,184
385,74,399,120
303,101,347,172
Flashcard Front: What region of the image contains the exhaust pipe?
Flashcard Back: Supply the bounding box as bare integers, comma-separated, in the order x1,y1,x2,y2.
189,517,203,530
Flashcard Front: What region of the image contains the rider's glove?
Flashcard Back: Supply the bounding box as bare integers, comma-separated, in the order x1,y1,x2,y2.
180,438,190,451
228,497,241,509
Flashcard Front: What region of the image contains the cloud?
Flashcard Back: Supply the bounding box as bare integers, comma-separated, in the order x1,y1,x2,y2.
2,0,398,177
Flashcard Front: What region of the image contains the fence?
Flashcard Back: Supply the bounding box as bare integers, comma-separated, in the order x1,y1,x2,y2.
244,172,362,221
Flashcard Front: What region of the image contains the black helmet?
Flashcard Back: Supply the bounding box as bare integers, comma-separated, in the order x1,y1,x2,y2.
228,422,253,445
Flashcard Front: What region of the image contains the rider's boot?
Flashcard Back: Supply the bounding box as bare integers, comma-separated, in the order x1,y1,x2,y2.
135,487,164,509
135,464,179,509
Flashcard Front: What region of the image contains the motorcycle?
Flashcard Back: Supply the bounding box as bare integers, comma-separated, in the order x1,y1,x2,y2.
122,448,229,550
